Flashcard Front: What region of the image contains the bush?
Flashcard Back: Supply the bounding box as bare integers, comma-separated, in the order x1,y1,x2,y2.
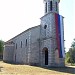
0,40,4,53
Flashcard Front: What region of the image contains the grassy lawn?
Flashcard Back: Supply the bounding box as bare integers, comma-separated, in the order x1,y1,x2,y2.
0,61,75,75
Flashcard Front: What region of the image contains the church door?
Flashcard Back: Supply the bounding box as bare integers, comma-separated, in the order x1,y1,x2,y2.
45,49,48,65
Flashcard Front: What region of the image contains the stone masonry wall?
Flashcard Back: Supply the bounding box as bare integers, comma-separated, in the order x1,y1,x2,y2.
40,12,65,67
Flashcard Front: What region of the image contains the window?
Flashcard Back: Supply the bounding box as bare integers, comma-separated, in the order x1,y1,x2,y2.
56,2,57,11
44,25,47,29
26,39,27,46
50,1,52,11
21,41,22,48
45,2,47,13
16,43,17,49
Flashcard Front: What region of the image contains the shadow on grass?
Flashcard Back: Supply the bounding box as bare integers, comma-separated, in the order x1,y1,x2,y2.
40,66,75,74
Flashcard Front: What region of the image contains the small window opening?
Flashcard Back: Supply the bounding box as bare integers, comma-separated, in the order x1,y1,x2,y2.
26,39,27,46
44,25,47,29
21,41,22,48
16,43,17,49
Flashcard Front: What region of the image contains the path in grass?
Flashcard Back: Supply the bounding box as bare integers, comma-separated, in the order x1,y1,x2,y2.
0,61,75,75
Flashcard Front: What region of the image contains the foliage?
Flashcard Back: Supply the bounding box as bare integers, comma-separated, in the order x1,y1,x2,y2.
65,48,71,63
66,39,75,64
0,40,4,53
65,51,70,63
71,39,75,48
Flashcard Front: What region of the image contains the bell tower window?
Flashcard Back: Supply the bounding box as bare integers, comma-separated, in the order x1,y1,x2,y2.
56,2,57,11
50,1,52,11
45,2,47,13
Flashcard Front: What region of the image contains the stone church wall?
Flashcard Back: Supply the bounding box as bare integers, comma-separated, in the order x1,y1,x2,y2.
3,44,14,63
29,26,40,65
6,26,41,64
12,30,29,64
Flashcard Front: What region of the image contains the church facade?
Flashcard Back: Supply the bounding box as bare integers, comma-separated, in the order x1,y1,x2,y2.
3,0,65,67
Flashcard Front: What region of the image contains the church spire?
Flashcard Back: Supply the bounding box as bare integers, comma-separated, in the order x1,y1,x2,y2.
44,0,60,14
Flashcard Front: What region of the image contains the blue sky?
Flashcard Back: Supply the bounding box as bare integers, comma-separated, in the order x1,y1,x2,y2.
0,0,74,52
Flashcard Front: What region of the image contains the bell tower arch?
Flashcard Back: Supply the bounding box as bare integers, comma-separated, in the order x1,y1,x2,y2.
44,0,60,14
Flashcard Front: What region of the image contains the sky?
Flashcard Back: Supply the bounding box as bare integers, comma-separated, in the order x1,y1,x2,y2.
0,0,74,52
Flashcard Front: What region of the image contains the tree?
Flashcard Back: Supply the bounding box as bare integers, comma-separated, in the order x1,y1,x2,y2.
65,48,71,63
65,50,70,63
0,40,4,53
71,39,75,63
66,39,75,63
71,39,75,48
70,48,75,63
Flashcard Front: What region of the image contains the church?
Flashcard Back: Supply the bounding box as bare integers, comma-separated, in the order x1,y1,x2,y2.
3,0,65,67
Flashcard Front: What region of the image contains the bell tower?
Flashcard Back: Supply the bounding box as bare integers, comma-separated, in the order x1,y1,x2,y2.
44,0,60,14
40,0,65,67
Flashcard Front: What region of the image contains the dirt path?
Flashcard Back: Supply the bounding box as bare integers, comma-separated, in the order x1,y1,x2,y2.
0,61,75,75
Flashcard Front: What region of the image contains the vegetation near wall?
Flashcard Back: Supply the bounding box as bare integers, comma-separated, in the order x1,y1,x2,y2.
0,40,4,59
66,39,75,64
0,40,4,53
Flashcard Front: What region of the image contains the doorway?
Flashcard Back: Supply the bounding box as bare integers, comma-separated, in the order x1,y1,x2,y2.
45,49,48,65
43,47,48,65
